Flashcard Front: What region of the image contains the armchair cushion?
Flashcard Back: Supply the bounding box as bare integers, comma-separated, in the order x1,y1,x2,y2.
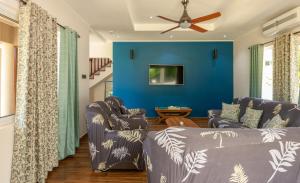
120,106,146,117
105,96,146,116
110,113,148,131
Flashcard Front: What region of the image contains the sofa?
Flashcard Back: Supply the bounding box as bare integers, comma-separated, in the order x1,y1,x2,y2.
208,97,300,128
144,127,300,183
86,100,149,171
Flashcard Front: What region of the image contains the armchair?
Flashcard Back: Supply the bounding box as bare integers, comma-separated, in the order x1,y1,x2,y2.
86,101,148,171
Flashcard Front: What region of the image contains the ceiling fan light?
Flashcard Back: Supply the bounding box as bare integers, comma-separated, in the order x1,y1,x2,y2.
180,20,191,29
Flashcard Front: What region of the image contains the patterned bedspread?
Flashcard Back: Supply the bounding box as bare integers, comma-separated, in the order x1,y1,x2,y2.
143,127,300,183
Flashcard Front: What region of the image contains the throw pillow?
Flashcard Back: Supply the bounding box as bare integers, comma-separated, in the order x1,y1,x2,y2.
241,107,263,128
263,114,289,128
220,103,240,122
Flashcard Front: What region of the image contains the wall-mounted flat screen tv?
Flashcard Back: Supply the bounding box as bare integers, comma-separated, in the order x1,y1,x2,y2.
149,65,184,85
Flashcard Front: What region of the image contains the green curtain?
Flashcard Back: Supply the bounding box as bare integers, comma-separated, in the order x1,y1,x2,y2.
249,44,264,98
58,27,79,160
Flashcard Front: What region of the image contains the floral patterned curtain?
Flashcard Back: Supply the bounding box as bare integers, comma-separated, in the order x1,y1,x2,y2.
10,1,59,183
273,33,299,103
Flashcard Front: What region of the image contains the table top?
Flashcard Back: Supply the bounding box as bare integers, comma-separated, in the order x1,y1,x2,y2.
155,107,192,112
165,117,199,128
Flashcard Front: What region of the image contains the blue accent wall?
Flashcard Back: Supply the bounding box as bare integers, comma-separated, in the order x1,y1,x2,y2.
113,42,233,117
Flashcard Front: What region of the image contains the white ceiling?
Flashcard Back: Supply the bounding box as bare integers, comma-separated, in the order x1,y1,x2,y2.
64,0,300,41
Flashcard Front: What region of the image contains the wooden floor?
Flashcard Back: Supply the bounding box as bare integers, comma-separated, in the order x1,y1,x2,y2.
46,119,207,183
46,134,148,183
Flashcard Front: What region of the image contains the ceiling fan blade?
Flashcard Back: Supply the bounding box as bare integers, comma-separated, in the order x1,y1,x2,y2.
191,12,221,24
161,26,180,34
190,24,208,33
157,16,179,23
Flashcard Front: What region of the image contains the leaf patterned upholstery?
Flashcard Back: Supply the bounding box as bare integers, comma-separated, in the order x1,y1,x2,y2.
144,127,300,183
209,97,299,129
86,101,148,171
105,96,146,117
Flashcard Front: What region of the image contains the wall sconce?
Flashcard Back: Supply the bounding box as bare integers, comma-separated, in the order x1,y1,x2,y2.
130,49,135,60
212,49,218,60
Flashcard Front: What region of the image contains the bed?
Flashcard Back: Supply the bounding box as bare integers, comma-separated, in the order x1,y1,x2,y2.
143,127,300,183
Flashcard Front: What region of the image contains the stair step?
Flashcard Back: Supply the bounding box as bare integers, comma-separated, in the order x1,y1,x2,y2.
89,58,112,79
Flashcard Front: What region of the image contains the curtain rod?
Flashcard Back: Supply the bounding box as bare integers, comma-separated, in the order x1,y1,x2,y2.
248,30,300,49
261,31,300,45
18,0,80,38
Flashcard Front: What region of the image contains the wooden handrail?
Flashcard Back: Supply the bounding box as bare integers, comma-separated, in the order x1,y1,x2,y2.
89,57,112,79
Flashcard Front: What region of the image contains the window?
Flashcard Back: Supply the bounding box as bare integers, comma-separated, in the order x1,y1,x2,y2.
0,21,18,118
261,44,274,100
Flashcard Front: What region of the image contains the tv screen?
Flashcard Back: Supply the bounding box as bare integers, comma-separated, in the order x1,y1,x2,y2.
149,65,184,85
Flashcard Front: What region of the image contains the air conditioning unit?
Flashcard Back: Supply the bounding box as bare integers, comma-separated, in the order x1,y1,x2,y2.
262,6,300,37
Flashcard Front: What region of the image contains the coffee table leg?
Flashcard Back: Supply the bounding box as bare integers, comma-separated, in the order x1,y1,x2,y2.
156,111,165,123
182,112,191,118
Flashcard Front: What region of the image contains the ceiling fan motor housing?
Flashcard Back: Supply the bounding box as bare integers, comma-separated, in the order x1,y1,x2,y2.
180,0,191,28
182,0,189,7
158,0,221,34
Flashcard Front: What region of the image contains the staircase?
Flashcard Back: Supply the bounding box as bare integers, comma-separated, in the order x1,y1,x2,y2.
89,58,112,88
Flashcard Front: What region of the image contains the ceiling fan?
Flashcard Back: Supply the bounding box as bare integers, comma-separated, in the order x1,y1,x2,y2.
158,0,221,34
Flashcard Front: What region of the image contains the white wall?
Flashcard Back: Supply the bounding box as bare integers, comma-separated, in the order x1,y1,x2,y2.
32,0,90,137
90,76,112,102
89,35,113,101
0,116,14,183
234,27,271,97
89,41,113,59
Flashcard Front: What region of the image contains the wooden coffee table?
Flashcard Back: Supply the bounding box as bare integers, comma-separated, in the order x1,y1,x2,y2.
166,117,199,128
155,107,192,123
